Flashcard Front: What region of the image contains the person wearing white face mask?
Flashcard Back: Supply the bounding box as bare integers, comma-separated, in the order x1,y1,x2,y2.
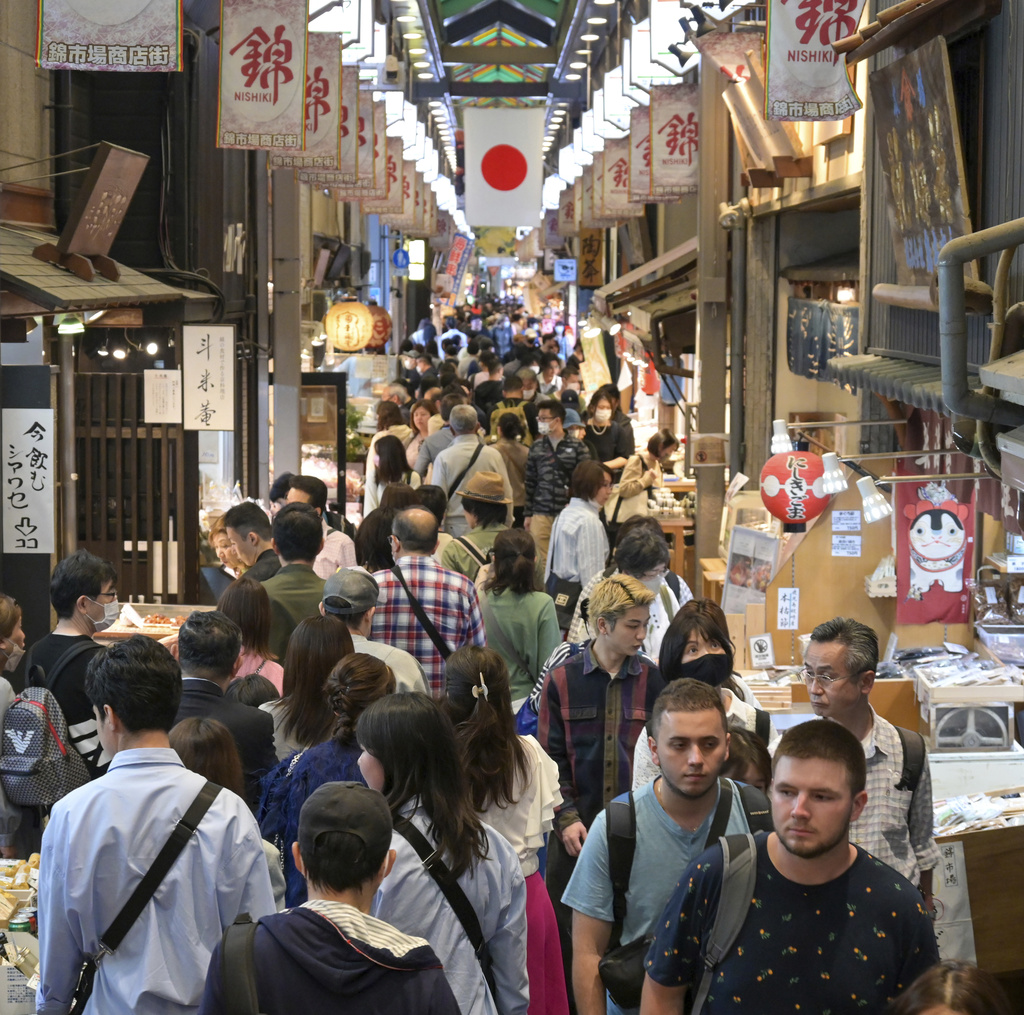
23,549,119,779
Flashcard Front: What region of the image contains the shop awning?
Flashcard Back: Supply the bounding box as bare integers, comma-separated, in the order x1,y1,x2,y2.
826,353,982,414
0,225,213,315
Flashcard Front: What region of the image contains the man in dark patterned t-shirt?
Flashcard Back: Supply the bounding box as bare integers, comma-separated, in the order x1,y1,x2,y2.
641,721,938,1015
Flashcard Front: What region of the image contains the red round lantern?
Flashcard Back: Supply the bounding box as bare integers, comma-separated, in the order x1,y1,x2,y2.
759,451,829,532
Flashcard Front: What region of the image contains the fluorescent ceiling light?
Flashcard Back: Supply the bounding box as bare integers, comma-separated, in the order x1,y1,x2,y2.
566,73,581,80
580,33,599,40
569,61,587,69
586,17,607,24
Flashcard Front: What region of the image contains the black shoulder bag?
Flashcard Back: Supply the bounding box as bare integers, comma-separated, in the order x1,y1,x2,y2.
394,816,497,1000
68,781,222,1014
444,443,484,500
391,563,452,660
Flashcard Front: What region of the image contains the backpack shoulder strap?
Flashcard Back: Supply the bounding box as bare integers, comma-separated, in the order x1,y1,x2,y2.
665,571,682,599
456,536,489,568
30,640,98,690
690,833,758,1015
605,792,636,950
705,778,736,844
753,708,772,745
737,783,773,834
222,914,261,1015
893,725,926,798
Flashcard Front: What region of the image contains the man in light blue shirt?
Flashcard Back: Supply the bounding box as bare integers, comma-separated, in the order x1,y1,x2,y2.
563,679,768,1015
37,635,276,1015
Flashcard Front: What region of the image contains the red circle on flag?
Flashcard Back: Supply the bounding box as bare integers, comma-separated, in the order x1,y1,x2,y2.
481,145,528,191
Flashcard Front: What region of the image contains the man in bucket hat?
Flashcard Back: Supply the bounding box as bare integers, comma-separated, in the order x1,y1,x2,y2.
440,471,511,583
199,782,459,1014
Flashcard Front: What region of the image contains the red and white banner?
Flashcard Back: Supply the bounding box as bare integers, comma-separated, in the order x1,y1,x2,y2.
543,209,561,248
557,186,578,238
463,107,546,228
269,32,340,169
356,88,374,183
430,209,453,250
37,0,182,71
218,0,307,150
337,66,359,179
603,137,643,219
765,0,866,121
362,136,403,214
628,105,652,204
649,83,699,197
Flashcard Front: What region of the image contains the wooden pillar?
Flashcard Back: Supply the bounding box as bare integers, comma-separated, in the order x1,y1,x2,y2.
743,214,778,484
271,168,302,476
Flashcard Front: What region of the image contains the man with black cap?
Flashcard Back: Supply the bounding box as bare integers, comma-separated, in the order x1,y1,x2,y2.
199,782,459,1015
320,569,429,694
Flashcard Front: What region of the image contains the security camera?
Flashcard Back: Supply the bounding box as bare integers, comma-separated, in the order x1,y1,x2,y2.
385,54,399,82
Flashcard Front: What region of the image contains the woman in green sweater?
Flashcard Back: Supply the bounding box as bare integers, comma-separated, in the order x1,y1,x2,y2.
480,528,561,710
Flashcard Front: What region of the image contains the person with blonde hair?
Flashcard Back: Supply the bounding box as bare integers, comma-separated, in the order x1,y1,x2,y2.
537,575,664,1010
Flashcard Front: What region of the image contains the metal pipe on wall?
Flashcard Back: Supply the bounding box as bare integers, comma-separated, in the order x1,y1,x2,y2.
58,332,77,554
720,199,750,478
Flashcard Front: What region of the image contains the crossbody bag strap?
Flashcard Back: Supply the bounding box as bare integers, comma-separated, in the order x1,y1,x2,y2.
705,778,735,845
222,914,261,1015
391,564,451,660
605,792,636,950
394,817,490,971
610,456,642,525
100,781,222,953
446,443,484,499
479,594,533,678
456,536,489,568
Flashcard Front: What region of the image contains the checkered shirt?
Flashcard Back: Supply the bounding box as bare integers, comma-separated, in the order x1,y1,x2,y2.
850,709,942,885
371,554,485,696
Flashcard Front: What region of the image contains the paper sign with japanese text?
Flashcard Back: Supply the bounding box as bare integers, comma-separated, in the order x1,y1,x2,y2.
649,83,699,196
143,369,182,424
764,0,866,121
183,326,235,432
777,587,800,630
217,0,307,150
2,409,55,555
577,227,604,288
37,0,182,72
602,137,644,220
269,32,340,169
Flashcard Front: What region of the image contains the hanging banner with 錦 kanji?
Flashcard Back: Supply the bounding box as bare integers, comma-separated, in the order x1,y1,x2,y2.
217,0,307,150
269,32,340,169
649,83,699,197
558,187,578,239
361,136,403,214
37,0,182,72
602,138,644,220
628,105,652,204
764,0,866,121
328,98,387,198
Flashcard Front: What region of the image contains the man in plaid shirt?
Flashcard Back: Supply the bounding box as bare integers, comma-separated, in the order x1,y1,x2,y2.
371,508,485,696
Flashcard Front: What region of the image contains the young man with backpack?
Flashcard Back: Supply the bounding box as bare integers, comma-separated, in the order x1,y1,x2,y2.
22,549,118,778
199,781,460,1015
802,616,939,909
488,373,538,446
641,721,938,1015
563,679,771,1015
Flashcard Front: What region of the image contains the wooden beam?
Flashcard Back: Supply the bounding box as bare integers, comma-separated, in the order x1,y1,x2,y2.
89,308,144,328
0,292,50,317
595,236,698,300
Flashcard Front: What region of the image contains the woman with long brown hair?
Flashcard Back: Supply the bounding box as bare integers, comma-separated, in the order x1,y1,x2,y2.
356,693,529,1015
258,652,395,907
364,434,421,513
217,576,284,693
444,646,567,1015
260,614,353,760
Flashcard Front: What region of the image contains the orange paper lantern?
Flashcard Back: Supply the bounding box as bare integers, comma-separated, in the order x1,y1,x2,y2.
324,301,374,353
366,305,392,350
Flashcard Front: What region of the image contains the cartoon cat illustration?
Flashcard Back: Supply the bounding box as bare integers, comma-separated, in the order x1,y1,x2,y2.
903,498,970,600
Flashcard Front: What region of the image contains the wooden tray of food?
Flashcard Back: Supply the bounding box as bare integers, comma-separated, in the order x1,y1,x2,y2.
94,603,214,641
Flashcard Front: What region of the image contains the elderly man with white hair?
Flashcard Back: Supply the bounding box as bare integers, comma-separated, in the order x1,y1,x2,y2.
431,404,513,537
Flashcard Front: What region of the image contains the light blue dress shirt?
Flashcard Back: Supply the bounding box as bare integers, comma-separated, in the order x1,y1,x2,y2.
373,805,529,1015
545,497,609,583
37,748,276,1015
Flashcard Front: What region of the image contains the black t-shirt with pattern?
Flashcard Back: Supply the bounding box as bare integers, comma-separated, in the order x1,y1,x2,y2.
645,832,939,1014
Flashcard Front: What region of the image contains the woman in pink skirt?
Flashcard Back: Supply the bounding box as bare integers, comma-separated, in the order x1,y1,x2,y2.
444,646,570,1015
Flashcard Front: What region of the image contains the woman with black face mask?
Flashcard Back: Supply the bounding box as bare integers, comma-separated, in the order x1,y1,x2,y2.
630,600,780,788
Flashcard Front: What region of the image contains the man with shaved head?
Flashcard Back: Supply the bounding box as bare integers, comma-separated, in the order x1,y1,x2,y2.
369,508,486,696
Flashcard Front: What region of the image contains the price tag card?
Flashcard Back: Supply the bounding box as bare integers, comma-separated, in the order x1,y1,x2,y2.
832,534,862,557
1007,556,1024,573
777,588,800,630
832,510,861,532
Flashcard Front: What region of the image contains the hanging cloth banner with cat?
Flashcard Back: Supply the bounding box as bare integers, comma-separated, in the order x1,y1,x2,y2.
895,465,974,626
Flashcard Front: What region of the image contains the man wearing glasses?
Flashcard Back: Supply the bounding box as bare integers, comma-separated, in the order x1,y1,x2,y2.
24,549,121,778
802,616,939,910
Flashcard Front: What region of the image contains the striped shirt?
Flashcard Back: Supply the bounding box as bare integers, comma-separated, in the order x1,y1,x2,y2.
371,555,486,696
545,497,609,583
537,644,665,831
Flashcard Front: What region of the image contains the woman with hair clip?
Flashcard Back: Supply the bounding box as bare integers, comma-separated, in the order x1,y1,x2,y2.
259,652,396,907
356,694,529,1015
259,614,353,760
480,529,560,709
885,959,1014,1015
632,598,780,788
170,716,286,910
444,647,567,1015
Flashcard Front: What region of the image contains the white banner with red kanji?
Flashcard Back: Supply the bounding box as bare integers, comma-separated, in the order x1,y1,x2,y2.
37,0,182,71
649,83,699,197
602,138,644,219
217,0,307,150
269,32,340,169
628,105,652,204
765,0,866,121
558,186,578,238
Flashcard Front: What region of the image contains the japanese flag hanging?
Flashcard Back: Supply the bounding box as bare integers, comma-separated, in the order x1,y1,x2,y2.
463,108,546,228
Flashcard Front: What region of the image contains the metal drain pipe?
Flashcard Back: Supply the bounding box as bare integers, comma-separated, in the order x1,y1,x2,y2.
719,198,751,476
938,220,1024,427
